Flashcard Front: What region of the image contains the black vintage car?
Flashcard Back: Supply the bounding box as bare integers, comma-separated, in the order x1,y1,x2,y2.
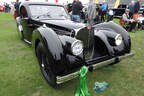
112,4,127,18
16,2,135,87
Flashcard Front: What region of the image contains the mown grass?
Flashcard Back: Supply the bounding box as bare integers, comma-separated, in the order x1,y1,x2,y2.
0,12,144,96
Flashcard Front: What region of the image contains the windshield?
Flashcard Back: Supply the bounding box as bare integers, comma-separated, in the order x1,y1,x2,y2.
29,5,70,20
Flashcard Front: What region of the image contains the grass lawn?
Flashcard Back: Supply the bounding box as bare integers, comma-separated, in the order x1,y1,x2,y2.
0,13,144,96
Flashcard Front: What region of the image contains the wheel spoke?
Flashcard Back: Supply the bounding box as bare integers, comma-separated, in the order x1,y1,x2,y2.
41,55,45,69
41,63,45,68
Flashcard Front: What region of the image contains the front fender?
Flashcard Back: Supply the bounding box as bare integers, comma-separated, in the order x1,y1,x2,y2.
93,22,131,53
58,35,84,70
94,30,115,56
32,26,67,75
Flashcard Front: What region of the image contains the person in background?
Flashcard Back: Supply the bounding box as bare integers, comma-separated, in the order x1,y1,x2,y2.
142,10,144,16
134,0,142,13
137,17,144,30
14,0,21,16
45,0,48,2
77,0,82,5
67,3,73,13
77,0,83,20
94,4,101,24
134,0,143,30
10,2,15,15
133,14,144,30
122,9,137,32
100,1,108,22
72,0,83,22
4,3,10,13
4,3,6,12
87,0,96,26
107,7,114,22
128,0,135,18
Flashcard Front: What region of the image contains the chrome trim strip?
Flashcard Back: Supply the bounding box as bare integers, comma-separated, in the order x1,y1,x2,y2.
56,52,135,84
56,71,79,84
24,39,32,45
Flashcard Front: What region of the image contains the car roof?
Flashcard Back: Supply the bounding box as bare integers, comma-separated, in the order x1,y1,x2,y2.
20,2,65,18
21,1,63,7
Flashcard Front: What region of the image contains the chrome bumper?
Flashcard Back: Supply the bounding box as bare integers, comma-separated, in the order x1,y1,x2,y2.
56,52,135,84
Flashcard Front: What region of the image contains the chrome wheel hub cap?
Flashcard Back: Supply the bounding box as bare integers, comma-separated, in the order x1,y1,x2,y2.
41,63,45,68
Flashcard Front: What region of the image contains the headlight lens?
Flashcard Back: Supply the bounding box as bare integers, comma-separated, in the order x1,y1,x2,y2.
115,34,123,46
71,40,83,55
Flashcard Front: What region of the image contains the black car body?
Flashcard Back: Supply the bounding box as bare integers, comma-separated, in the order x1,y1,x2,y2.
16,2,135,87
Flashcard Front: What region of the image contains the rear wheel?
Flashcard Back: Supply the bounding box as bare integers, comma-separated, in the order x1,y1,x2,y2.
36,42,57,87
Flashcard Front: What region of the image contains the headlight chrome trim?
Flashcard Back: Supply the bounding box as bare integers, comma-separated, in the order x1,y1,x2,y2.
115,34,123,46
71,40,83,56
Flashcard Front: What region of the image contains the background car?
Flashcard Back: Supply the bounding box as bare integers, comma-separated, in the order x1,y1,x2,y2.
16,2,135,87
113,4,144,18
0,5,5,12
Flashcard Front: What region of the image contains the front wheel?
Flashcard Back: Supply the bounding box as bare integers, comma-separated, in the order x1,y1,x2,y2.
36,42,57,87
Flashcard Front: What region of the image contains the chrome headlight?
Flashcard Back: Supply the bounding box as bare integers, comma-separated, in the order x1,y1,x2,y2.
115,34,123,46
71,40,83,55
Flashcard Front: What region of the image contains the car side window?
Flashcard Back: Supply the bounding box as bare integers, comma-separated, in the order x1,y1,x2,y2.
20,6,28,18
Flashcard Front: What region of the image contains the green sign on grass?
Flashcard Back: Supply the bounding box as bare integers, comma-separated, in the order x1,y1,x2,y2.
75,66,91,96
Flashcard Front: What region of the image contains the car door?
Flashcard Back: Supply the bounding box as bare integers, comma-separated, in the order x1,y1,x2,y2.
20,6,33,42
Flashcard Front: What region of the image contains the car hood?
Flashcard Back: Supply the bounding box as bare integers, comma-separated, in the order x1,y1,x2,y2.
40,19,86,30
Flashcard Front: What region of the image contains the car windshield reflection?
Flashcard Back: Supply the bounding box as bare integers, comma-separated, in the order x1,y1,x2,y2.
29,5,70,20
